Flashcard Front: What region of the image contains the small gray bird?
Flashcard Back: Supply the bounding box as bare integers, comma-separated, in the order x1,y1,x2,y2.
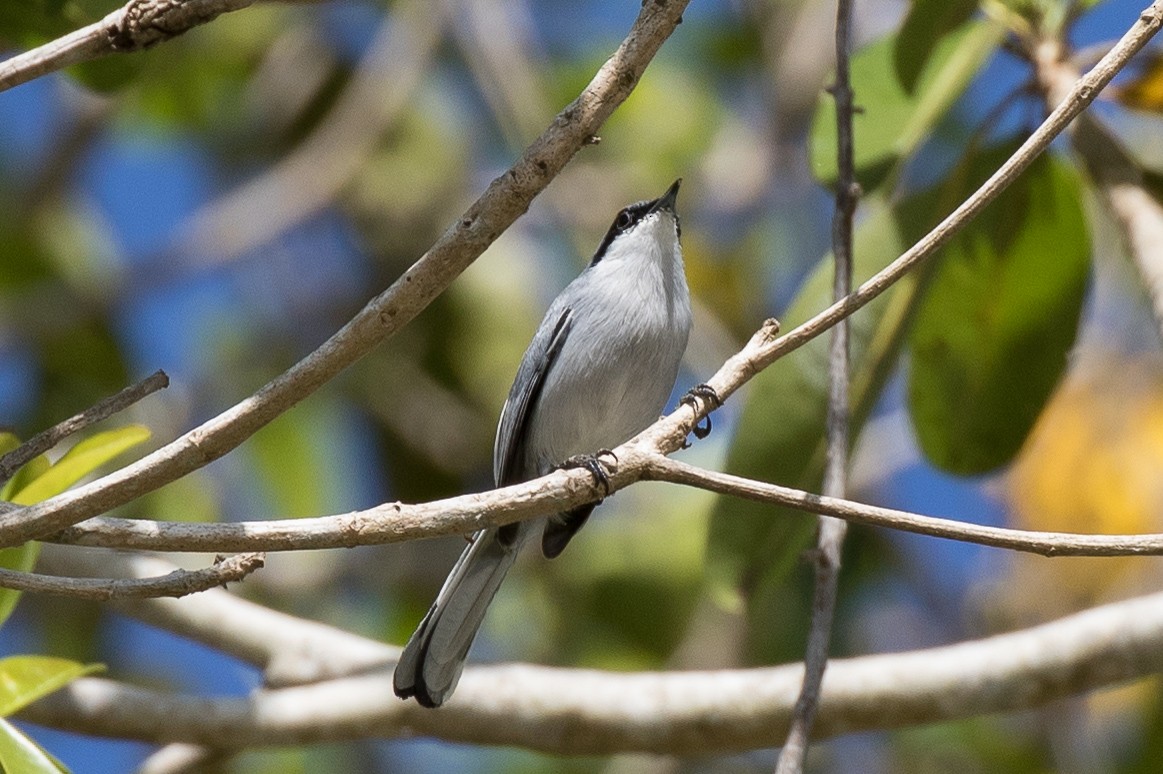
394,179,693,708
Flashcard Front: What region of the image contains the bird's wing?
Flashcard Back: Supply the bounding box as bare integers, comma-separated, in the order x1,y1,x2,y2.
493,306,573,488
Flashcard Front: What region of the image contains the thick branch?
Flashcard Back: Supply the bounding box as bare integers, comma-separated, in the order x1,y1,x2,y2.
21,589,1163,754
0,370,168,488
0,552,263,600
0,0,257,93
0,0,691,548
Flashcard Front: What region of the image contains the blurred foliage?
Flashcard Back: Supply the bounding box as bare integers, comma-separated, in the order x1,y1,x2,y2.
707,189,931,662
0,656,103,773
1001,357,1163,621
894,0,980,91
3,0,1163,772
0,424,150,629
7,424,149,504
908,146,1089,474
0,656,102,717
810,19,1003,189
1115,51,1163,114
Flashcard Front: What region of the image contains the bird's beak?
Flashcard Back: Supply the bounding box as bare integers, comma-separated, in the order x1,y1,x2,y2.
650,178,682,214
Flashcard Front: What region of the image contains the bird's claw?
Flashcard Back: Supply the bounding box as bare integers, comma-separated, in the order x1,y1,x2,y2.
558,452,615,497
680,383,722,440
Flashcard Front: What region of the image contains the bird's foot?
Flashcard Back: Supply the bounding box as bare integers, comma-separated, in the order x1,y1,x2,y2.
680,383,723,441
558,451,617,497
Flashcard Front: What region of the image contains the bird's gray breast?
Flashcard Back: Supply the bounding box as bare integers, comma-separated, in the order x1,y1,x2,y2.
521,271,691,476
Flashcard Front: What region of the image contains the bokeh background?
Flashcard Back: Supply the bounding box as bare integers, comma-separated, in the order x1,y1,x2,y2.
3,0,1163,771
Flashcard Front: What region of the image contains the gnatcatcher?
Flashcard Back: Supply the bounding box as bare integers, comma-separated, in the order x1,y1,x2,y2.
394,179,693,707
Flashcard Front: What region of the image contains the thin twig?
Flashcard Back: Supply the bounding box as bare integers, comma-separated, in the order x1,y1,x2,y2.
0,552,263,600
0,370,169,488
0,0,257,93
777,0,856,768
646,456,1163,555
37,546,394,685
20,587,1163,753
0,0,692,549
729,1,1163,395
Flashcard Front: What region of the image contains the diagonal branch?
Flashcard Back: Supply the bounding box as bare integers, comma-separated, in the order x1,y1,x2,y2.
0,0,258,93
0,0,692,548
738,1,1163,388
0,370,168,488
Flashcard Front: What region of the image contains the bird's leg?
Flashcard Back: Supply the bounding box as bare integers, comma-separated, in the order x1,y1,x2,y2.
680,383,723,440
557,451,616,497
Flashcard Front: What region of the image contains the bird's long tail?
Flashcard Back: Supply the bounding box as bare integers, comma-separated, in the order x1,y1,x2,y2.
393,526,525,707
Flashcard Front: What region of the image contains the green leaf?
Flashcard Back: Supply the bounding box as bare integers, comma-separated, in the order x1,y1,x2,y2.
0,655,102,716
0,434,19,458
1,457,50,503
908,146,1090,474
811,19,1003,191
0,542,41,631
0,718,68,774
9,425,150,506
250,402,338,519
706,191,935,659
68,54,146,93
894,0,980,92
0,1,66,45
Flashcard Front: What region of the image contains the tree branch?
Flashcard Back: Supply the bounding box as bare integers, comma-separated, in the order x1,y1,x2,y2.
0,551,263,600
738,0,1163,387
20,588,1163,754
777,0,856,767
645,456,1163,556
0,0,692,548
43,350,1163,560
37,546,393,686
0,370,168,489
6,1,1157,557
1031,35,1163,342
0,0,258,93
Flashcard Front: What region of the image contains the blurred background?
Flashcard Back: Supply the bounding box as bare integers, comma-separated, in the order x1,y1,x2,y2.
3,0,1163,771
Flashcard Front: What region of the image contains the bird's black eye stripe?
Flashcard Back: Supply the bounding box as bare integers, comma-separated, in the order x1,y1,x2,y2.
590,199,654,266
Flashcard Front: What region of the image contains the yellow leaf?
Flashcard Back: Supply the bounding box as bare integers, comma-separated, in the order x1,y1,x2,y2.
1001,357,1163,620
1115,53,1163,113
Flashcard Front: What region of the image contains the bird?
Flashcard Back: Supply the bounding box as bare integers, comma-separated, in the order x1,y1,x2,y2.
393,179,693,708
